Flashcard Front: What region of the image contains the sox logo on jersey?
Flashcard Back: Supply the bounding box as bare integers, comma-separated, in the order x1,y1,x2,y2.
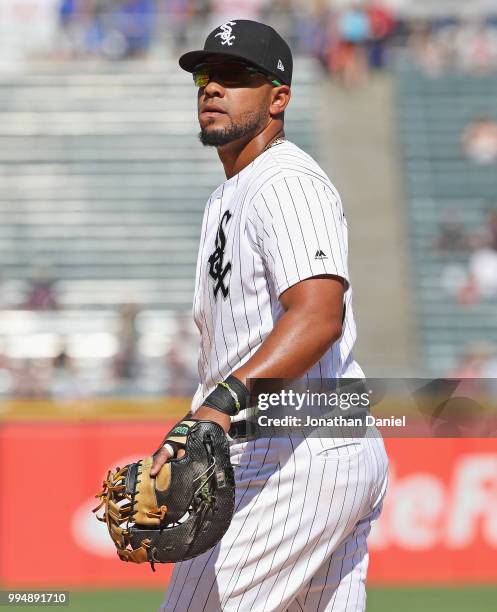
208,210,232,299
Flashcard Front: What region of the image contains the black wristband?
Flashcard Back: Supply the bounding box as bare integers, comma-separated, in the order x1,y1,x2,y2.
203,375,249,416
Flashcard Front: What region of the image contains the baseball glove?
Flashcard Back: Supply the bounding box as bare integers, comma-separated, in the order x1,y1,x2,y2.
93,419,235,570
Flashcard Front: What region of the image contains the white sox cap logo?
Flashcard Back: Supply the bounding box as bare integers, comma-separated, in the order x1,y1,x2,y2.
215,21,237,46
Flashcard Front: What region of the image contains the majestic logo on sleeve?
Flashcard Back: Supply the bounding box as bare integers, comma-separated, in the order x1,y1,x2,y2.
208,210,232,298
215,21,237,46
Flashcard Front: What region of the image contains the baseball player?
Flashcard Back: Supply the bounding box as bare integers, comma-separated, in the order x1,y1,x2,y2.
151,19,388,612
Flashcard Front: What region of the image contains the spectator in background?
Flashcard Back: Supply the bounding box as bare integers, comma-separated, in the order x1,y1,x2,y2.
439,208,497,304
450,342,497,420
113,302,140,380
304,2,334,68
333,1,370,87
24,265,58,311
158,0,197,53
367,1,395,70
456,231,497,305
410,20,445,76
434,210,469,252
461,116,497,164
57,0,110,59
452,341,497,379
457,21,496,74
163,313,198,395
12,358,50,397
0,345,13,395
466,238,497,298
0,274,10,309
484,207,497,250
209,0,264,29
57,0,86,59
110,0,157,58
436,211,470,303
84,0,116,58
261,0,299,54
50,341,83,400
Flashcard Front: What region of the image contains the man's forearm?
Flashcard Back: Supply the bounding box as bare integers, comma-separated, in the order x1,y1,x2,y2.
233,306,341,386
193,308,339,431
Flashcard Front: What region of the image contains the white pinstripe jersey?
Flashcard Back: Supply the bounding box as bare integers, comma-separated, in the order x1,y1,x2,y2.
191,140,364,412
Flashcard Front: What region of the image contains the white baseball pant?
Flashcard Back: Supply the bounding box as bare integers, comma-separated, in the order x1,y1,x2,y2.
160,433,388,612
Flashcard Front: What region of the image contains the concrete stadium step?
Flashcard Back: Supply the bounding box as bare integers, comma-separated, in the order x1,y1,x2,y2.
2,263,197,277
0,200,206,212
0,143,211,162
0,224,201,238
406,160,496,175
0,236,199,251
2,281,194,309
0,173,221,188
0,117,194,136
0,185,214,199
0,307,197,334
1,161,222,175
0,93,313,111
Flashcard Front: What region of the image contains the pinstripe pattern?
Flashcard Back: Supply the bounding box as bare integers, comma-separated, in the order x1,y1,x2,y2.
163,140,389,611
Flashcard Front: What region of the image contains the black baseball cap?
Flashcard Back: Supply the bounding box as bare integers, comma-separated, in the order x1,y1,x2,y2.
179,19,293,86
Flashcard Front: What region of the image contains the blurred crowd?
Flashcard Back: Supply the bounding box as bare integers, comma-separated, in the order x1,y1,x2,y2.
410,17,497,77
434,204,497,378
3,1,497,82
57,0,166,60
52,0,398,84
50,2,497,82
0,282,199,399
437,207,497,307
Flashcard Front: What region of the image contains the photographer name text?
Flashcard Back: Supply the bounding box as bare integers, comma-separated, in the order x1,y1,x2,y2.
257,414,406,428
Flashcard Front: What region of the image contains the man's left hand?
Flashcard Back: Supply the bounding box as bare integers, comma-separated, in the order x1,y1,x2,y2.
150,407,231,477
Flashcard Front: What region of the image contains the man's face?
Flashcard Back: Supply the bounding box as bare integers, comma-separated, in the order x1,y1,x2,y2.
195,58,276,147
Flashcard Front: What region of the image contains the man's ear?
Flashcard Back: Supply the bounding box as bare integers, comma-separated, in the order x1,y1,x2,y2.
269,85,291,118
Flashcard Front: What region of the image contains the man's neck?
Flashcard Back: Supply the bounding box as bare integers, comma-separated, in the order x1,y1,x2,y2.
217,125,285,180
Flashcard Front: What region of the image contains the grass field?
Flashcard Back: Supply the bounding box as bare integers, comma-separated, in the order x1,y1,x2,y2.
59,586,497,611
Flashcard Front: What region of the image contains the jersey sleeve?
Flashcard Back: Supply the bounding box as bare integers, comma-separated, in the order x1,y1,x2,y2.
249,175,350,298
